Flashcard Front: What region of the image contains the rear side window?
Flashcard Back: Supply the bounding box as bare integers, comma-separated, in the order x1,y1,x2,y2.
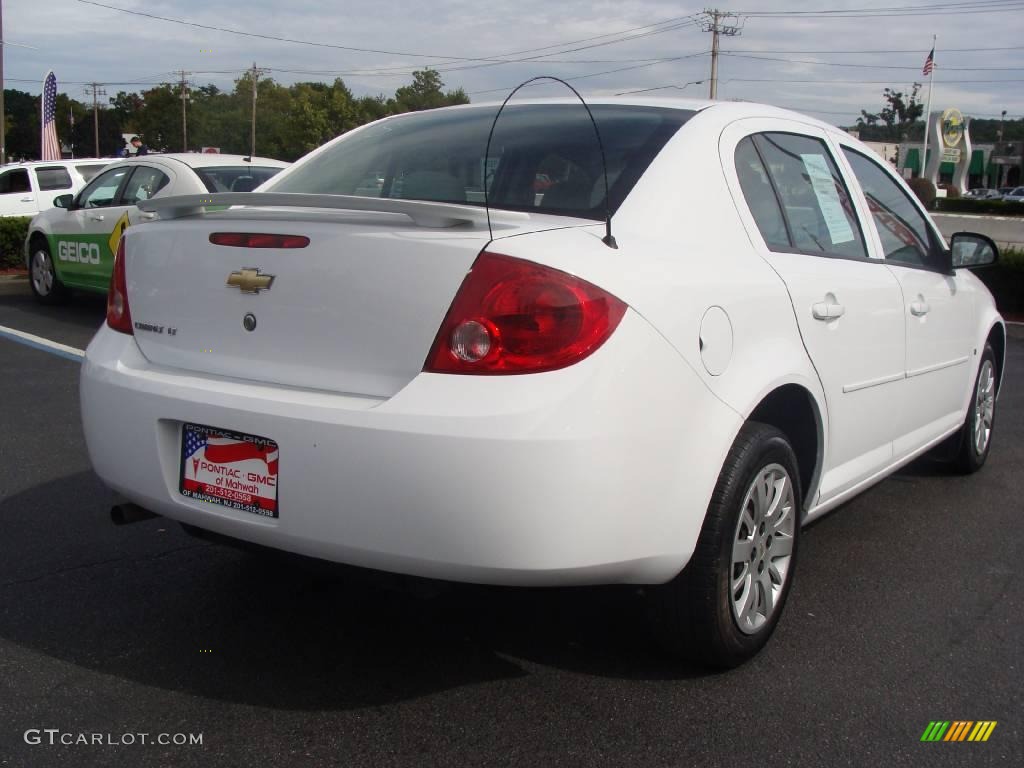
35,166,73,191
121,166,170,204
748,133,867,260
269,104,694,219
0,169,32,194
842,148,943,270
194,166,282,193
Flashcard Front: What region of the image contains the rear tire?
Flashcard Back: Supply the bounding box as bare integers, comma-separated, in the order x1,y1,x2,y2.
29,239,69,305
952,344,997,474
648,422,801,668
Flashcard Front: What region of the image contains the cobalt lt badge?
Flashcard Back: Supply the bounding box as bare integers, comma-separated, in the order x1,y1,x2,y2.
226,267,275,293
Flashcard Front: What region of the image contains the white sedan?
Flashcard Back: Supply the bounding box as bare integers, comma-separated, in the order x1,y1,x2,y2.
80,99,1005,667
25,153,288,303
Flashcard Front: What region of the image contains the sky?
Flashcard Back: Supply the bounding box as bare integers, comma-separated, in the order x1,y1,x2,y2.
3,0,1023,127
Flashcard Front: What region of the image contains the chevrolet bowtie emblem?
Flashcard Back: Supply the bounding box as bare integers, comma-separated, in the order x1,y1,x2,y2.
226,268,275,293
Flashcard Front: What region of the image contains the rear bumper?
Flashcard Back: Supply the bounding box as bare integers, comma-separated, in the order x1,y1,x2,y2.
81,311,741,586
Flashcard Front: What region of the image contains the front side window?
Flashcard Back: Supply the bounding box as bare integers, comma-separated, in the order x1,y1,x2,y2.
268,104,694,219
751,133,867,260
0,169,32,194
121,167,170,204
842,148,941,269
78,167,131,208
35,166,73,191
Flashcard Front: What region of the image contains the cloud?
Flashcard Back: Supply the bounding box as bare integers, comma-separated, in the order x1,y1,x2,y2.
4,0,1021,126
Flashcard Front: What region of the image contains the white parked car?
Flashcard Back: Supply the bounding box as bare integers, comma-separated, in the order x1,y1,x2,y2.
0,159,110,217
24,153,289,302
1002,186,1024,202
80,99,1005,667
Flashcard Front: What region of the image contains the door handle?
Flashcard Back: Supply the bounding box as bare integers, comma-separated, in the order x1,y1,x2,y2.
812,301,845,321
140,212,157,220
89,214,105,222
910,300,930,316
20,196,34,202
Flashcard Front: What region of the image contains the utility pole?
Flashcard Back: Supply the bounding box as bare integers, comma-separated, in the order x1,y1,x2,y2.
248,62,269,158
1,0,6,164
178,70,191,152
84,83,106,157
702,9,742,100
999,109,1007,188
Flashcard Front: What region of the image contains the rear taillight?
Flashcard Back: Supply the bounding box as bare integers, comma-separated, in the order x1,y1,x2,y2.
424,252,626,375
209,233,309,248
106,236,133,334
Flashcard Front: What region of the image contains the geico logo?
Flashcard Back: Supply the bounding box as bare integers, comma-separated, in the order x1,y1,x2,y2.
57,241,101,264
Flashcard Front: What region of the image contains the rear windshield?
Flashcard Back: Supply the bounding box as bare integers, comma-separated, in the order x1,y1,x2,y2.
268,104,693,219
195,166,283,193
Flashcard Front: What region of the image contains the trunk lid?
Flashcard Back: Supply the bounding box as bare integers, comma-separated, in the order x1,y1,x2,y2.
123,206,527,397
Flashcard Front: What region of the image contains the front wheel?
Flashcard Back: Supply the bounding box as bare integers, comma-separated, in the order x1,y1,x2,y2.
952,344,997,474
648,422,801,668
29,240,69,305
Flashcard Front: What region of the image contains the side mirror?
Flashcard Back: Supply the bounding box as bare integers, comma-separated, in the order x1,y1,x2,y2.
53,193,74,209
950,232,999,269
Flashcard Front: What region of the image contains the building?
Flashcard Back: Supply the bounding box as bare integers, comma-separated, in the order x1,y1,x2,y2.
897,141,1021,190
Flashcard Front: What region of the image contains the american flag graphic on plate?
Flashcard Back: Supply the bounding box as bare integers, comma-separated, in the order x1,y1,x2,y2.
41,72,61,161
180,423,280,517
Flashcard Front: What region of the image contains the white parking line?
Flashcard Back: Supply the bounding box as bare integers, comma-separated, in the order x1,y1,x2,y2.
0,324,85,363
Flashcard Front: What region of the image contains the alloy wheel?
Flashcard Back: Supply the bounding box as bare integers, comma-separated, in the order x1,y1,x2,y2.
974,360,995,456
730,463,796,635
31,249,54,296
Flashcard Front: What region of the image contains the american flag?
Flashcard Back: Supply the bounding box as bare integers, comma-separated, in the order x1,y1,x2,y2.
41,72,61,161
922,48,935,77
184,428,278,475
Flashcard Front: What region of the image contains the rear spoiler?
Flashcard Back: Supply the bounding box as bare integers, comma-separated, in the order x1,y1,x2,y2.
137,192,531,229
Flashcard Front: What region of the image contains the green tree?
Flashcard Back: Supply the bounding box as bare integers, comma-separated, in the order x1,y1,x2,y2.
856,84,924,141
391,69,469,114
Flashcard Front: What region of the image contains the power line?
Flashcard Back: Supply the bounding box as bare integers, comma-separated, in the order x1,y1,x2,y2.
723,77,1024,84
467,51,710,96
723,45,1024,54
75,1,703,66
720,52,1024,71
738,0,1024,16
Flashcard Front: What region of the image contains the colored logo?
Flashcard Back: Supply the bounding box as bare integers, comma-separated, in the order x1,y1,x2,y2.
226,267,275,294
108,211,130,256
941,108,965,148
921,721,997,742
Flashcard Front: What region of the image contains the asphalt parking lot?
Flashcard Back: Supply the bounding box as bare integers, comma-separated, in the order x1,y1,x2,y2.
0,279,1021,768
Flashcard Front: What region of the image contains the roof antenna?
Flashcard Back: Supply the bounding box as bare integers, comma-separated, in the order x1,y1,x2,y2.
483,76,618,249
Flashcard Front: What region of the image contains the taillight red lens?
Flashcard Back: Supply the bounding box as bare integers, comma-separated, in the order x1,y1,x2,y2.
424,252,626,375
106,235,133,334
209,232,309,248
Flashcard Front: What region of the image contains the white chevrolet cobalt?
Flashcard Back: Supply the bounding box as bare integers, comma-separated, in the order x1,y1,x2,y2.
80,99,1005,667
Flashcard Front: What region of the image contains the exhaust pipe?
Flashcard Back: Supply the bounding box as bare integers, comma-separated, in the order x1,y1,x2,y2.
110,503,159,525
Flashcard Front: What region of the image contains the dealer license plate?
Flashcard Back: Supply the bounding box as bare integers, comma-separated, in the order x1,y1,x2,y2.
179,422,279,518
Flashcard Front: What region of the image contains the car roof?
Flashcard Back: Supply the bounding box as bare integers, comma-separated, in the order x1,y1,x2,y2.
118,153,288,169
392,96,849,138
1,158,109,168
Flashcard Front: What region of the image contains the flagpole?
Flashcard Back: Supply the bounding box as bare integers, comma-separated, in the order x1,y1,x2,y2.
921,34,936,182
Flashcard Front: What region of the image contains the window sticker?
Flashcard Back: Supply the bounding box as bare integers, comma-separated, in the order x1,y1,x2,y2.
800,153,855,245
